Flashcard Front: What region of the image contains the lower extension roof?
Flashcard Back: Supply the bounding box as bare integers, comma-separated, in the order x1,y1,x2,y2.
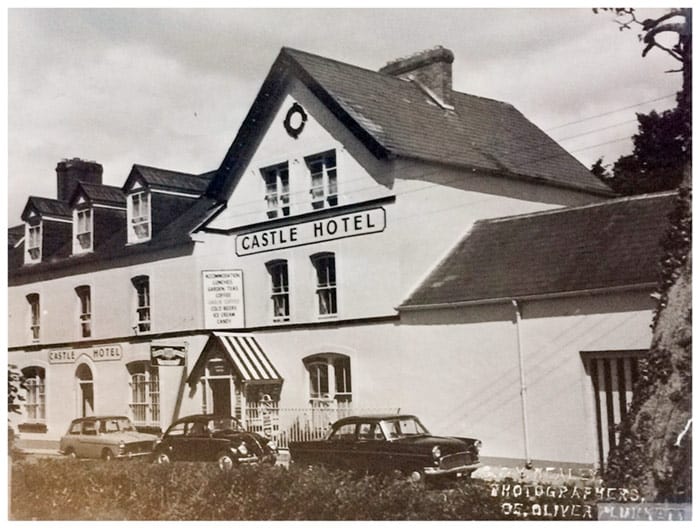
400,191,677,309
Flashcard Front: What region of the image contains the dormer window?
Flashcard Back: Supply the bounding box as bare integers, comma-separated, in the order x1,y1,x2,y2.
127,191,151,243
25,223,42,263
307,150,337,209
262,163,290,218
74,209,93,253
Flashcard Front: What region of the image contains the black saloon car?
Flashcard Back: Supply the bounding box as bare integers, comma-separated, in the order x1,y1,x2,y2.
289,414,481,481
152,414,277,471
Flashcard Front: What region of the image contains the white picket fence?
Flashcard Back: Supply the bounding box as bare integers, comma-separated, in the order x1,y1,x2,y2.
243,401,400,449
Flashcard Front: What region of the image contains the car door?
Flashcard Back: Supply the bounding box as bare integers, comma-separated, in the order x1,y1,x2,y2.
184,421,214,461
80,419,100,458
354,421,387,472
325,422,358,469
162,422,188,461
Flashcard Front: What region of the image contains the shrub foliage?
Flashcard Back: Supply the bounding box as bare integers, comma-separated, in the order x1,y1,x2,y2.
10,459,595,521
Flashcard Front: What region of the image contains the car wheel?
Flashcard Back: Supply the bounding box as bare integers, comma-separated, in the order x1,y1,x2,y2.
154,451,171,465
409,470,424,483
217,451,236,472
101,449,114,461
65,448,77,459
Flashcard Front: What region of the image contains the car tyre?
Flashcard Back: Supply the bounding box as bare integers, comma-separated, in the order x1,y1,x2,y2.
65,448,77,459
217,451,236,472
101,449,114,461
154,451,171,464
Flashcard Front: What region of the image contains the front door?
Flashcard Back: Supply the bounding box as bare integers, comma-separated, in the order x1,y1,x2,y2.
209,379,232,416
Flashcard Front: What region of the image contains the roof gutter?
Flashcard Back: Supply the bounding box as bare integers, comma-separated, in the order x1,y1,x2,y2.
397,282,658,312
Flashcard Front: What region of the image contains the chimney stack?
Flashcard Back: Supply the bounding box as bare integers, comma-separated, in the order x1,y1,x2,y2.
56,158,103,202
379,46,455,108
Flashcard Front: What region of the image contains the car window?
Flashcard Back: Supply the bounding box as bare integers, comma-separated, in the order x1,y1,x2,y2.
166,423,186,437
101,419,120,433
329,423,356,441
358,422,383,441
82,421,97,436
69,422,82,435
381,417,428,439
116,418,136,432
187,422,209,437
208,418,242,433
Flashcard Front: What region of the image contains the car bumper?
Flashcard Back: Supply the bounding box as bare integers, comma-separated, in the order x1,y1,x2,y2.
423,462,481,478
115,451,154,459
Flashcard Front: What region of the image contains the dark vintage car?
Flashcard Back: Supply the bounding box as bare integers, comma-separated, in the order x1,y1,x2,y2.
289,414,481,481
59,416,158,460
152,414,277,471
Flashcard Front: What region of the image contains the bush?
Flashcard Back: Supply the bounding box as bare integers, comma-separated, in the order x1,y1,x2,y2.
10,458,595,520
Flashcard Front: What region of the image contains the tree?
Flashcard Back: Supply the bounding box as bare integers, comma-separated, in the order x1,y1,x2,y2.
596,8,692,502
592,8,691,195
8,364,26,416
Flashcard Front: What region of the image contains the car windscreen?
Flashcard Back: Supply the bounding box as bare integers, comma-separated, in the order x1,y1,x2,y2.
380,417,429,439
100,418,136,433
207,418,243,433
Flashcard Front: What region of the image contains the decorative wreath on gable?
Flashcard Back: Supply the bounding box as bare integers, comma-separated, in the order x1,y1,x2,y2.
284,102,308,139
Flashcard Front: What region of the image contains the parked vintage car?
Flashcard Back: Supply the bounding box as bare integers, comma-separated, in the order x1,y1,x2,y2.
152,414,277,471
289,414,481,481
59,416,158,460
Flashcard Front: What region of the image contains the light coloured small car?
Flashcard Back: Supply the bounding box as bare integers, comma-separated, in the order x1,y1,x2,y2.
59,416,158,460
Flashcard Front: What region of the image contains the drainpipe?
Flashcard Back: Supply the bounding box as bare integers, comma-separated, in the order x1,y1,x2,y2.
512,299,532,469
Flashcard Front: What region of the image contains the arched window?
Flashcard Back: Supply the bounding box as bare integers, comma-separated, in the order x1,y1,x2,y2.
22,366,45,422
304,354,352,403
127,362,160,426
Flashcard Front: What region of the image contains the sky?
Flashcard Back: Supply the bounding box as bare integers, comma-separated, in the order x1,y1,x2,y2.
6,7,682,225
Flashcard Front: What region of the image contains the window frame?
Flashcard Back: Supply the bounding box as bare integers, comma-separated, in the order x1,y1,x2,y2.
131,275,151,333
261,163,290,219
306,150,338,210
22,366,46,423
266,259,290,322
311,252,337,317
304,353,352,404
128,191,151,243
26,293,40,342
128,362,160,427
75,285,92,338
26,222,42,263
74,208,93,253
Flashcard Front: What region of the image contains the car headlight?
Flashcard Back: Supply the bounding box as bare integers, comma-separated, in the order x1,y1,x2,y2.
432,445,441,460
474,440,482,452
118,441,126,454
237,442,248,456
267,440,277,452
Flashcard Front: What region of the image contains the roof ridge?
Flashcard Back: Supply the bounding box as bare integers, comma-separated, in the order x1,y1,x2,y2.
477,190,677,225
133,163,199,177
284,47,509,107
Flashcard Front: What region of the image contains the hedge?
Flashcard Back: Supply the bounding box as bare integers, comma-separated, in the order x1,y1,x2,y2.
10,458,596,521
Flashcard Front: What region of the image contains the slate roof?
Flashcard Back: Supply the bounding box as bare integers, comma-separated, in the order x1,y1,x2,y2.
210,47,613,200
400,192,677,308
7,225,24,248
72,182,126,206
22,197,72,219
130,164,212,194
9,169,222,282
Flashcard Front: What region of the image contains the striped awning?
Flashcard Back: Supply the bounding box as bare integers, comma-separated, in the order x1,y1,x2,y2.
212,332,282,382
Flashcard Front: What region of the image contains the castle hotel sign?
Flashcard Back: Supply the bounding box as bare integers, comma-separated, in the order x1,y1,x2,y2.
49,345,123,364
235,208,386,256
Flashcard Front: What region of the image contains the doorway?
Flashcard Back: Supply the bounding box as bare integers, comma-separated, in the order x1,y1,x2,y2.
209,378,232,416
75,364,94,417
